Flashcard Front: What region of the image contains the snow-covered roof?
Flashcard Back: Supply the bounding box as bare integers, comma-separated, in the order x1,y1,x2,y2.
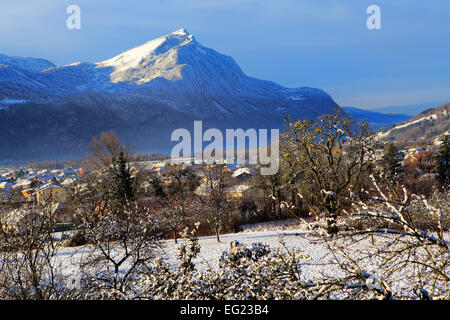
14,179,32,187
61,178,77,187
38,183,66,191
226,184,252,193
232,167,253,178
0,181,14,188
194,180,222,194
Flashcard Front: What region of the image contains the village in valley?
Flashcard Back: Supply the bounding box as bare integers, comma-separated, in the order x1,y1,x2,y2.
0,140,442,234
0,157,259,232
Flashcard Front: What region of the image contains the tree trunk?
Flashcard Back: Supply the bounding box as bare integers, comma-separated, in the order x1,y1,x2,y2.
216,229,220,243
173,229,178,244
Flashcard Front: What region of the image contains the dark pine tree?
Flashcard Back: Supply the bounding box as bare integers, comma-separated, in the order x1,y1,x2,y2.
114,150,135,205
434,135,450,186
382,143,403,178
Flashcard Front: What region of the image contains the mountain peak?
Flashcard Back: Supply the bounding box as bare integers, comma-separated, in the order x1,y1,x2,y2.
160,27,193,43
96,28,195,78
171,28,190,36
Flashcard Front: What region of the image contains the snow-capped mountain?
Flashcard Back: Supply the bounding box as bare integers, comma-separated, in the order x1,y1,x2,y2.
97,28,193,84
0,29,339,160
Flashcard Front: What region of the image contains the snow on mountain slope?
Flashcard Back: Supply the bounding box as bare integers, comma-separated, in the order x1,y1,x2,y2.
376,103,449,142
97,28,191,84
95,28,292,102
377,114,437,139
0,54,55,72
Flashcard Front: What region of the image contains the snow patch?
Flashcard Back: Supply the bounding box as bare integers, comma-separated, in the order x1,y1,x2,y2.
97,37,167,72
377,109,445,139
1,98,28,105
287,96,306,101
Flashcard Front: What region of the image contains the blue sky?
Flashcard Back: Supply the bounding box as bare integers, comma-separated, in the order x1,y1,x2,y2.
0,0,449,108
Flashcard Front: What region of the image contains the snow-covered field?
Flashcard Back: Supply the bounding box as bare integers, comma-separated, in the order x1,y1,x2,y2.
53,222,331,276
51,220,449,299
159,228,323,272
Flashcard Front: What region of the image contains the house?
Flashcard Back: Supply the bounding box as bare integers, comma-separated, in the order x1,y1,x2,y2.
36,174,52,184
1,208,26,231
225,184,252,199
231,167,254,184
225,164,239,172
194,180,222,196
12,178,33,190
21,188,36,202
51,202,71,224
374,149,384,161
0,173,13,181
0,188,12,203
61,178,77,187
152,162,166,169
36,183,68,204
153,166,167,177
0,181,14,189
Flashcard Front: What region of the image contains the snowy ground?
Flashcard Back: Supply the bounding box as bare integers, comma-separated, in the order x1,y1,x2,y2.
52,220,449,298
159,228,327,272
239,218,309,233
54,222,333,277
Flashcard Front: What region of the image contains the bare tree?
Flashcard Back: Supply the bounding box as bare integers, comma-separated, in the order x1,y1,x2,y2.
154,165,199,244
0,202,66,299
198,164,233,242
252,169,287,219
75,203,161,299
283,111,374,234
155,196,197,244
